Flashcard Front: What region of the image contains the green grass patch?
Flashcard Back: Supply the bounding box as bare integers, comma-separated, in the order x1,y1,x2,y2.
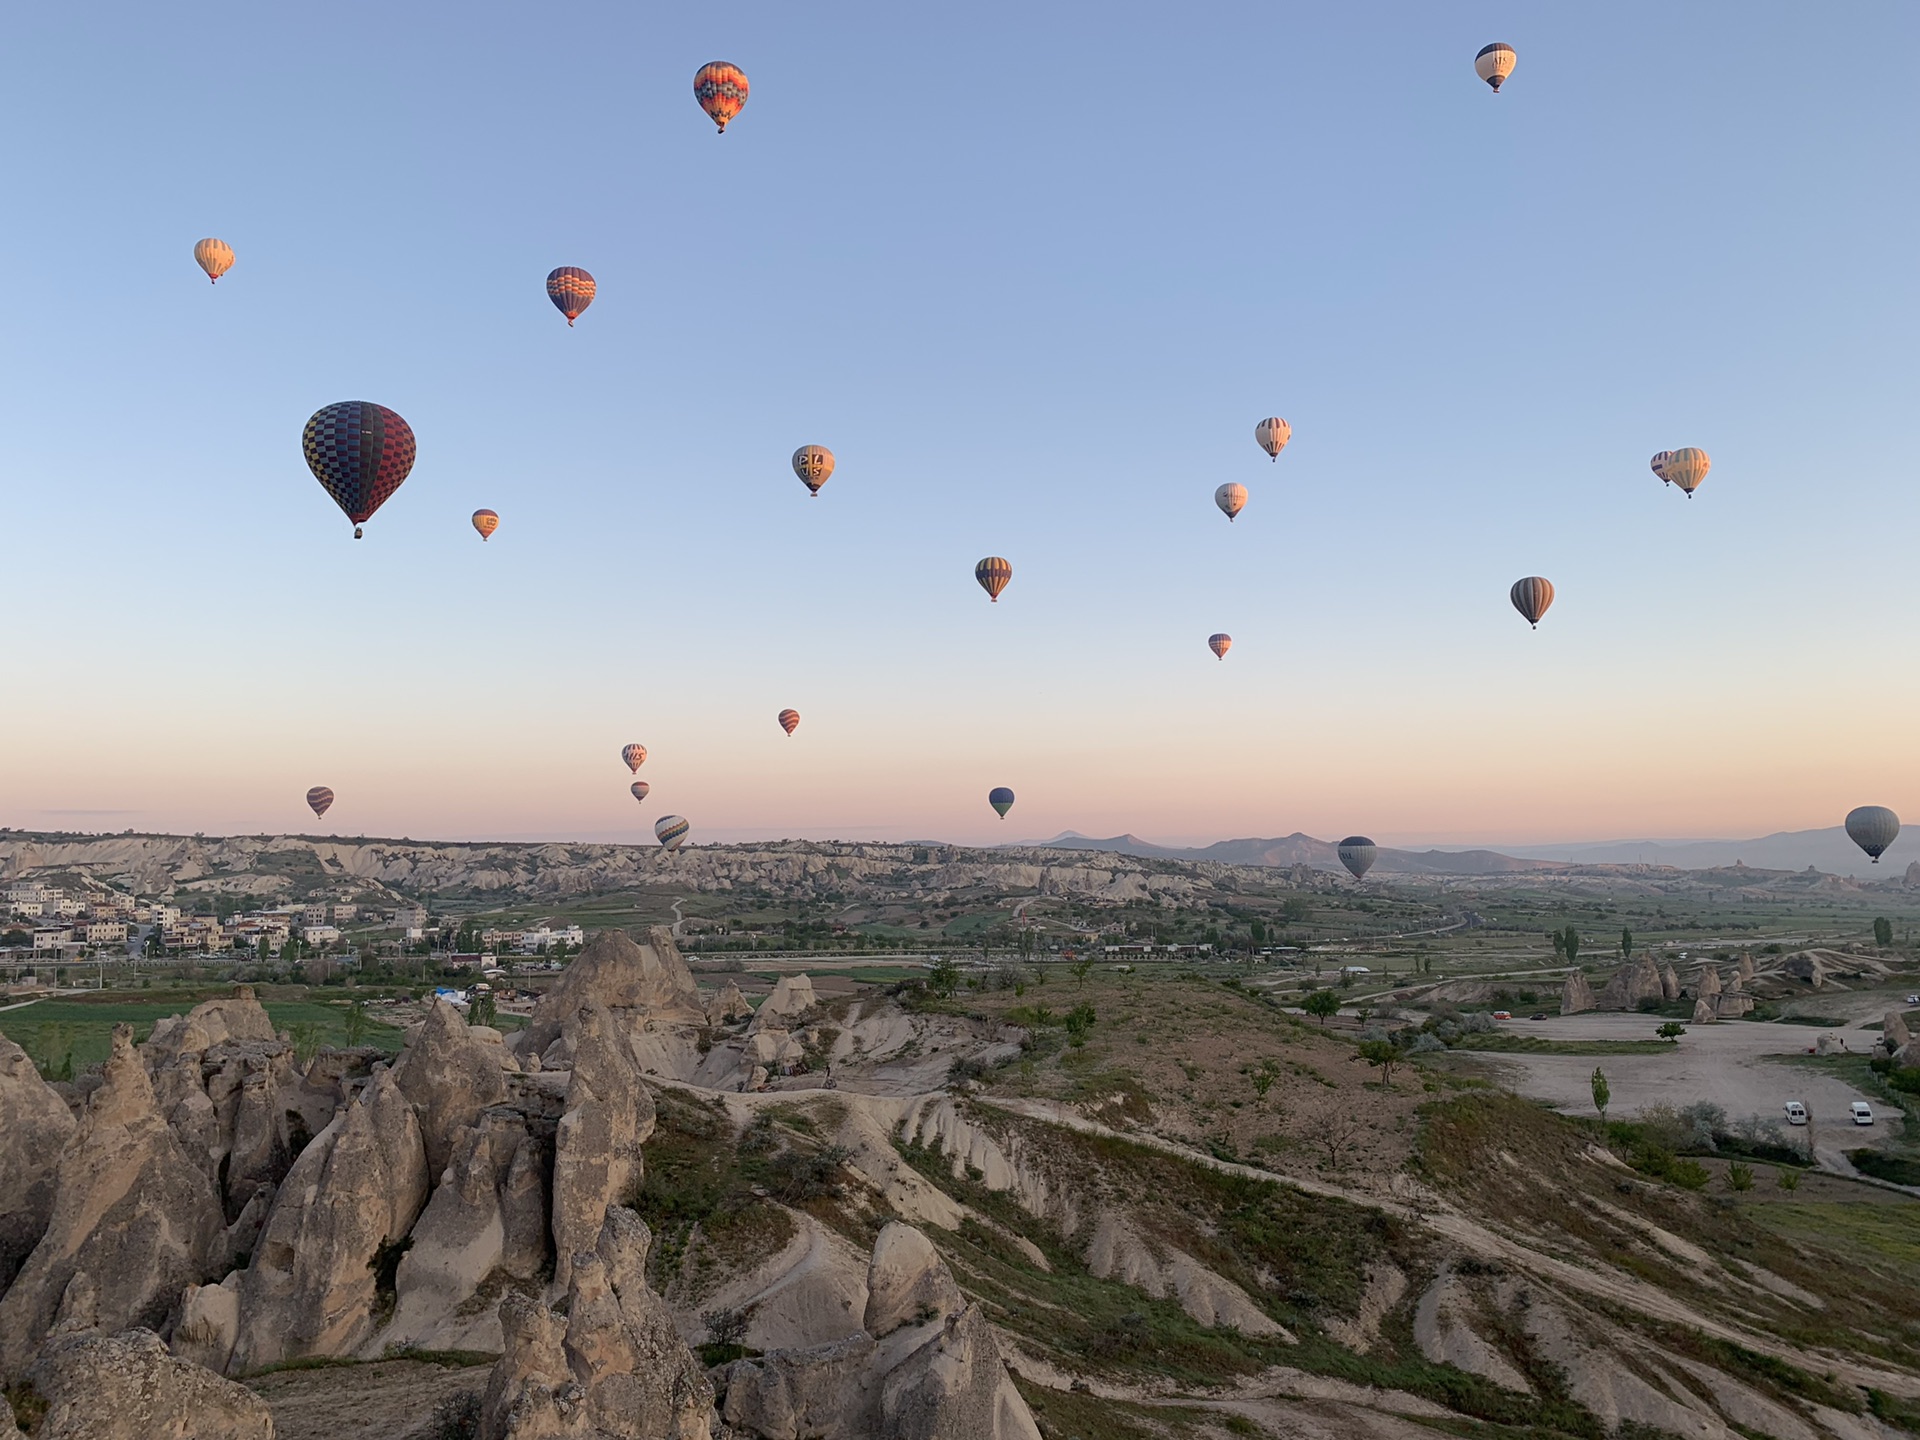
0,994,404,1072
1847,1150,1920,1187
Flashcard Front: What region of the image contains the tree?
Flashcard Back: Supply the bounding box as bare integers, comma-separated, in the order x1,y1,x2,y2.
469,993,498,1028
343,998,368,1047
1620,926,1633,959
928,955,959,998
1356,1038,1398,1087
1248,1058,1281,1100
1874,916,1893,947
1303,989,1341,1025
1250,919,1267,946
1590,1066,1610,1123
1063,1002,1096,1047
1561,926,1581,964
1656,1021,1686,1043
1069,956,1094,988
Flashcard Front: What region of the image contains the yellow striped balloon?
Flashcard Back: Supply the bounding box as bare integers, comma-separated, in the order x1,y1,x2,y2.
656,814,690,851
1214,483,1247,522
792,446,834,497
545,267,596,326
1208,633,1232,660
472,509,499,541
778,708,800,736
622,743,647,773
975,556,1012,602
1510,576,1554,629
1475,43,1516,92
1255,417,1290,460
194,238,234,284
1664,447,1710,497
694,62,749,133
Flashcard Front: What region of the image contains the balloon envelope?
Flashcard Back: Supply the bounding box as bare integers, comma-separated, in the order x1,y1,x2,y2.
630,781,651,804
694,62,749,131
1510,576,1554,628
1255,417,1290,460
194,238,234,283
1337,836,1377,880
472,509,499,540
545,267,596,326
792,446,834,497
975,557,1012,602
1845,805,1900,862
1208,633,1232,660
656,814,690,851
988,787,1015,818
622,744,648,773
1214,483,1247,522
778,708,801,736
302,402,416,534
1650,451,1674,485
306,786,334,820
1475,42,1516,90
1665,447,1710,496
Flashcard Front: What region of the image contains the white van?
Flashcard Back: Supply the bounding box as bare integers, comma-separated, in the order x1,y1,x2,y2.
1850,1101,1874,1126
1783,1101,1808,1126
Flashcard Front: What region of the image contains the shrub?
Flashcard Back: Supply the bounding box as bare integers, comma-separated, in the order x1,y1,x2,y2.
1725,1162,1754,1192
768,1144,852,1203
1775,1167,1800,1191
426,1390,481,1440
1668,1158,1710,1191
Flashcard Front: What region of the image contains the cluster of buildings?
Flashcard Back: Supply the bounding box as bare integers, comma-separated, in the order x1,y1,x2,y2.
479,924,585,955
5,883,135,956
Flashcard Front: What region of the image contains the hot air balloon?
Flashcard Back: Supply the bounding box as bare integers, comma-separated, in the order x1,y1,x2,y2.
1255,417,1291,461
1208,633,1232,660
778,708,800,736
472,509,499,541
1337,836,1377,880
545,267,596,326
1214,483,1247,522
1664,447,1710,498
1475,42,1516,91
1650,451,1674,486
975,557,1012,602
694,62,749,132
989,787,1015,818
302,402,417,540
630,780,651,804
622,744,648,773
792,446,834,497
194,238,234,284
1510,576,1554,629
1845,805,1900,863
656,814,690,851
306,786,334,820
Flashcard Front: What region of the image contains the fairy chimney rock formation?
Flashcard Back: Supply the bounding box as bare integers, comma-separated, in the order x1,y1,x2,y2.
519,928,707,1059
1659,963,1681,1002
0,1033,77,1296
1560,970,1596,1015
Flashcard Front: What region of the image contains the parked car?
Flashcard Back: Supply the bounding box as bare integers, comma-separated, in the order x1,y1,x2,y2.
1906,993,1919,1005
1783,1101,1808,1126
1528,1012,1548,1021
1851,1101,1875,1126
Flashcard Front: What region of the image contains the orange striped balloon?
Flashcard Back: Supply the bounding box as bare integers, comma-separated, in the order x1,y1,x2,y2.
194,238,234,283
975,557,1012,602
546,267,596,326
1509,576,1554,629
1664,447,1710,497
778,708,800,736
694,62,749,133
1208,633,1232,660
472,509,499,541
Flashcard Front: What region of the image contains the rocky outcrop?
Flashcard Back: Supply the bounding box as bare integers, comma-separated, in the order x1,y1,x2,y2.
26,1328,274,1440
551,1002,655,1291
142,987,277,1062
0,1027,223,1380
1782,952,1827,988
1882,1010,1912,1056
1594,955,1662,1012
1712,991,1754,1020
1083,1211,1285,1337
1691,998,1715,1024
0,1033,77,1293
1412,1270,1531,1393
718,1223,1040,1440
749,975,817,1033
227,1067,429,1373
519,929,706,1059
1559,970,1595,1015
480,1207,712,1440
1659,963,1681,1002
706,979,753,1025
1695,965,1722,1000
1735,952,1755,985
392,998,509,1180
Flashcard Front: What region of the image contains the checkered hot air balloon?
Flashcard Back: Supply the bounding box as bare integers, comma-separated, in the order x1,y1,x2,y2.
1208,633,1232,660
1510,576,1554,629
792,446,834,497
622,744,647,773
194,238,234,284
656,815,690,851
778,709,801,736
545,267,595,326
306,786,334,820
694,62,749,133
302,402,417,539
975,557,1012,602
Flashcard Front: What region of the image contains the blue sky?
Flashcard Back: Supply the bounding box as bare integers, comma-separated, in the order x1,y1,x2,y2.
2,4,1916,848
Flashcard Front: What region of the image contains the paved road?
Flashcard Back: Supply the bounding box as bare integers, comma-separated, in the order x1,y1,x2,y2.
1472,1012,1901,1166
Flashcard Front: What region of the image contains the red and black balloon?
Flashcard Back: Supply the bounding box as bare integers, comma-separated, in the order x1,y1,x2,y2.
302,401,417,539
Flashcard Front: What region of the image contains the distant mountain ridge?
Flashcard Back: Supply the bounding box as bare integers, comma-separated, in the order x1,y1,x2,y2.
1034,831,1558,876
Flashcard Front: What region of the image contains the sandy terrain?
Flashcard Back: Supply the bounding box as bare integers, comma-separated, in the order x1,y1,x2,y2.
248,1356,491,1440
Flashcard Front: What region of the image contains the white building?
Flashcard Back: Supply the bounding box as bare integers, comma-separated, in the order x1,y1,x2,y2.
84,920,128,944
519,925,585,953
303,925,342,947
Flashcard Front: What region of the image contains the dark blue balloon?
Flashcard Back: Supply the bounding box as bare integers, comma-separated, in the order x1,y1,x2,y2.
988,787,1015,817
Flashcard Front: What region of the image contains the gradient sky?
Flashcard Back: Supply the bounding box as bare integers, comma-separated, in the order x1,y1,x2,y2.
3,4,1917,849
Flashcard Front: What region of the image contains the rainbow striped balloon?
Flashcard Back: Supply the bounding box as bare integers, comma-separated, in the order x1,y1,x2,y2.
655,814,690,851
